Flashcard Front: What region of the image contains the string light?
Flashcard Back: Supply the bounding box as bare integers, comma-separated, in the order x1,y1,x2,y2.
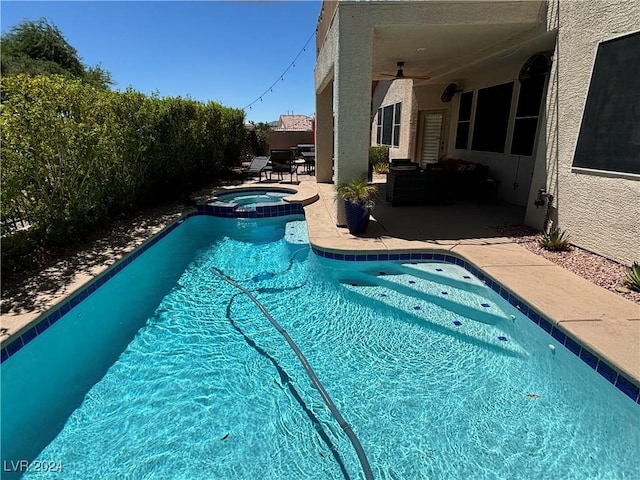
242,29,317,111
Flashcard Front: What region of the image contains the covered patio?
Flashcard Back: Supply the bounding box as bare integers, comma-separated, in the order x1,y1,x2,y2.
315,0,556,226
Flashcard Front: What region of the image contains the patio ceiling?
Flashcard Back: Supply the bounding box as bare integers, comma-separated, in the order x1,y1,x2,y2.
372,23,557,84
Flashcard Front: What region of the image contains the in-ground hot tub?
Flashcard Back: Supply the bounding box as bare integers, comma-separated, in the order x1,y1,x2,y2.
213,187,296,211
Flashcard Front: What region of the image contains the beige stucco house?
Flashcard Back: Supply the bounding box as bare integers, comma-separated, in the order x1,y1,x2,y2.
314,0,639,266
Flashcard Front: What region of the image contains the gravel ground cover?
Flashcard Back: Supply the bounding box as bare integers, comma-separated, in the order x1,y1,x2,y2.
496,225,640,304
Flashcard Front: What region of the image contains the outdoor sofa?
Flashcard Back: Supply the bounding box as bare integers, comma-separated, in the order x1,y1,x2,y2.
386,158,490,206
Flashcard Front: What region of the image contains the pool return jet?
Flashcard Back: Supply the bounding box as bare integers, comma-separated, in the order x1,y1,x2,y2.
210,267,375,480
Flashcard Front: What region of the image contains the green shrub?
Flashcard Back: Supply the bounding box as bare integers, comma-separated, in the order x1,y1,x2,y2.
1,75,115,242
0,74,245,245
624,262,640,292
369,146,388,164
538,226,571,251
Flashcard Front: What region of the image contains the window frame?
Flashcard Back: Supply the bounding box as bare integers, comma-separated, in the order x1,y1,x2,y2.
571,31,640,176
455,91,474,150
376,102,402,147
511,74,547,156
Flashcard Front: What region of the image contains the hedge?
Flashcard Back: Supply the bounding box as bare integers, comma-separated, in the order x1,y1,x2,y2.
0,74,245,245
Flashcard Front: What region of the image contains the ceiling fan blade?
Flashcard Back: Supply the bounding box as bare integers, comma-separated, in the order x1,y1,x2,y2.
379,73,430,80
379,61,430,80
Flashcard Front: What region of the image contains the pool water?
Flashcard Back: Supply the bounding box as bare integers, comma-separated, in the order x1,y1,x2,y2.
2,215,638,479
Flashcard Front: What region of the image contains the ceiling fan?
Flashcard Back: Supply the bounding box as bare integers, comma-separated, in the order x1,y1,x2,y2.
380,61,430,80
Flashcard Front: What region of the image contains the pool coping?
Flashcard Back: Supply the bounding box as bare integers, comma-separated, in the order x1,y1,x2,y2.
2,180,638,405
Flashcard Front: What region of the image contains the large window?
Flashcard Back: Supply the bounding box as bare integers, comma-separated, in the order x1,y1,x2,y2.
455,91,473,149
511,74,546,156
376,102,401,147
471,82,514,153
572,31,640,175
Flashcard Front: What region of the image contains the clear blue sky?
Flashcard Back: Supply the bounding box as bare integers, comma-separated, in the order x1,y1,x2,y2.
1,1,320,123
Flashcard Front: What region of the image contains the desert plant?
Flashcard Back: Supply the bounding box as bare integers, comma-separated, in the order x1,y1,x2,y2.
538,226,571,251
373,162,389,174
624,262,640,292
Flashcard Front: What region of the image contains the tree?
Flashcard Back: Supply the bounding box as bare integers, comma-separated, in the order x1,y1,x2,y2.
1,18,113,88
253,121,272,155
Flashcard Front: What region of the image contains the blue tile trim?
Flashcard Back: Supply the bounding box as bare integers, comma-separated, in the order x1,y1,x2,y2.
196,202,304,218
615,375,640,403
0,207,301,364
311,245,640,404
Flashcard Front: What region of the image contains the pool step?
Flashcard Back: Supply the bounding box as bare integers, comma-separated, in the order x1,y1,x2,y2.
398,262,487,293
360,262,487,294
342,268,509,325
342,278,521,353
284,220,309,245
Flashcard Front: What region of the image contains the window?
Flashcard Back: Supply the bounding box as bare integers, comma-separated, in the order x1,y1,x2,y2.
511,74,546,156
572,31,640,175
471,82,514,153
377,102,401,147
455,91,473,149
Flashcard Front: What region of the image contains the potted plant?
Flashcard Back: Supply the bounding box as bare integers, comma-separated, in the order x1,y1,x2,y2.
336,178,377,234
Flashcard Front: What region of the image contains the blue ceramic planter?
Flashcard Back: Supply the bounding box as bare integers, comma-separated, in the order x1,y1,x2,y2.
343,199,370,234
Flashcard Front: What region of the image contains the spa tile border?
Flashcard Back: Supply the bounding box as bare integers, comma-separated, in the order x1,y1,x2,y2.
196,202,304,218
310,246,640,404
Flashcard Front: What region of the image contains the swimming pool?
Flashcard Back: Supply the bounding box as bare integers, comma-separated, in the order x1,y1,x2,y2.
1,214,638,479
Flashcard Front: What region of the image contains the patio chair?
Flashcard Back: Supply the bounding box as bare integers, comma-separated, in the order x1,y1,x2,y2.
268,149,299,183
242,156,270,182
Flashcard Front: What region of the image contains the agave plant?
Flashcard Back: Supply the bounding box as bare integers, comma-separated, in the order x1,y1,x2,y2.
624,262,640,292
373,162,389,174
538,226,571,251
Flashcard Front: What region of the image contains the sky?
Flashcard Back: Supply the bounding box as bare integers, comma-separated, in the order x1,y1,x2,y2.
1,0,321,123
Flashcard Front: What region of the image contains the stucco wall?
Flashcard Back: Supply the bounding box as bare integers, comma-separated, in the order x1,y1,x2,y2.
546,0,640,265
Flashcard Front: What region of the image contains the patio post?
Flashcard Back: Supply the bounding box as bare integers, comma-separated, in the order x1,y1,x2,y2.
315,81,334,183
333,20,373,225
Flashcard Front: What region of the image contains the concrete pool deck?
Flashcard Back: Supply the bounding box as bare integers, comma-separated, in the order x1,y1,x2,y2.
1,177,638,389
